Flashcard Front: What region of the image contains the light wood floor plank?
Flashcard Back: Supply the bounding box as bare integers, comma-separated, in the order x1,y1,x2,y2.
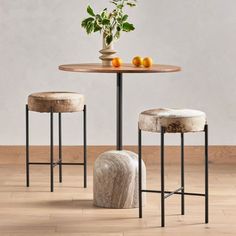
0,146,235,235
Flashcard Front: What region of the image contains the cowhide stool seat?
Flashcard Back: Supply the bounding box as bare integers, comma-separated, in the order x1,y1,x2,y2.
26,92,87,192
138,108,208,227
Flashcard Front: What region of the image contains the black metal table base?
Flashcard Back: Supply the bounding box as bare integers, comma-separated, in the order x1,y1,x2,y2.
26,105,87,192
117,73,123,151
138,125,209,227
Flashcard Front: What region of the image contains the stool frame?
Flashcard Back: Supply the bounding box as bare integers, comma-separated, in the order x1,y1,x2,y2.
25,104,87,192
138,124,208,227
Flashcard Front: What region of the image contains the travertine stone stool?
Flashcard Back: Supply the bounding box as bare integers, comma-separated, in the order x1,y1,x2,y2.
26,92,87,192
138,108,208,227
93,150,146,209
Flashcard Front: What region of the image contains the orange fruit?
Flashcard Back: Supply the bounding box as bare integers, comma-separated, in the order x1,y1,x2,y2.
132,56,143,67
112,57,122,67
143,57,153,68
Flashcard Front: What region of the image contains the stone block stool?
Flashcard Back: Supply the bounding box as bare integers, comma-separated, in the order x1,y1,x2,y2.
93,150,146,209
138,108,208,227
25,92,87,192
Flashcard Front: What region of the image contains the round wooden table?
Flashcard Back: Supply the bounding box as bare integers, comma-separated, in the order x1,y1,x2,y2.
59,63,181,150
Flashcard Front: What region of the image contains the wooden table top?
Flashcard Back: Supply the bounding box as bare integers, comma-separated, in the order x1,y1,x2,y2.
58,63,181,74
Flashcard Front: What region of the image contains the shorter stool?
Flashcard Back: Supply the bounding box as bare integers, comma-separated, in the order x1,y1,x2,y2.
138,108,208,227
26,92,87,192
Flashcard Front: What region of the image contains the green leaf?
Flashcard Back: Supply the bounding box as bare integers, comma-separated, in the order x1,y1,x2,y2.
127,2,136,7
110,1,118,5
116,25,121,31
101,10,106,19
86,21,94,34
94,22,102,32
95,14,101,20
117,4,124,9
106,35,113,45
94,15,101,25
114,31,121,40
122,14,128,22
122,22,135,32
102,19,110,25
87,5,95,16
81,17,94,28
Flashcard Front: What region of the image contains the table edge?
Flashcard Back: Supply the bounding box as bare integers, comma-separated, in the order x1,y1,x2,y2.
58,65,181,74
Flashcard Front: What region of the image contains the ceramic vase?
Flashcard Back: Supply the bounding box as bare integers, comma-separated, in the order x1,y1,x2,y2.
99,34,116,66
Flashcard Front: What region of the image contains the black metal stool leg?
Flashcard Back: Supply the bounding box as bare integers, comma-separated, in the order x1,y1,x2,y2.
181,133,185,215
26,105,29,187
83,105,87,188
205,124,209,223
50,108,54,192
138,128,142,218
161,127,165,227
58,113,62,183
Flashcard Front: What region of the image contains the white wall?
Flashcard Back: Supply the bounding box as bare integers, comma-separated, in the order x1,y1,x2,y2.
0,0,236,145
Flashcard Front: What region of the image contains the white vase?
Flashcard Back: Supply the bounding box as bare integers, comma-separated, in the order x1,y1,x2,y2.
99,34,116,66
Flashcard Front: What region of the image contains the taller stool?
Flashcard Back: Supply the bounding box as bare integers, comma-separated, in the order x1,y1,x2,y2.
26,92,87,192
138,108,208,227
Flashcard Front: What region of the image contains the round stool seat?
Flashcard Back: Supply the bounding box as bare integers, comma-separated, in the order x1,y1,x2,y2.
139,108,207,133
28,92,85,113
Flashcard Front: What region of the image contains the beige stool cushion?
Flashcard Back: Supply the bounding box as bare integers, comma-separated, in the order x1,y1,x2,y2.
28,92,85,113
139,108,207,133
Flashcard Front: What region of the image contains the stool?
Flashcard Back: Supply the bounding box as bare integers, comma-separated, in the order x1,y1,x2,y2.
25,92,87,192
138,108,208,227
93,150,146,209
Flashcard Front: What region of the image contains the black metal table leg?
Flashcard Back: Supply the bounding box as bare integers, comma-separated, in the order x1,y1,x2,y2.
181,133,185,215
26,105,29,187
50,108,54,192
138,128,142,218
205,124,209,223
161,127,165,227
117,73,123,151
58,113,62,183
83,105,87,188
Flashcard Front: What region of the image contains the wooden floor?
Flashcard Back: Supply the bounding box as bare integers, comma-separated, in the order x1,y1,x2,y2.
0,147,236,235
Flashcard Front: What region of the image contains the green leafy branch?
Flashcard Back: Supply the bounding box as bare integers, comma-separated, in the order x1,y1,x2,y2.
81,0,137,46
